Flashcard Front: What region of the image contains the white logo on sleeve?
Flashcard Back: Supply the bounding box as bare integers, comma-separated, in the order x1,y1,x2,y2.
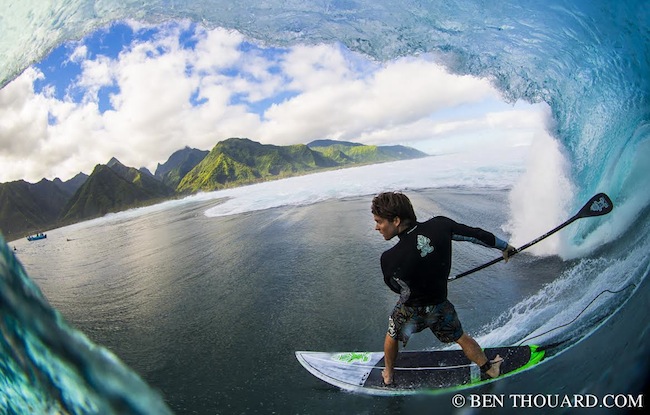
416,235,434,257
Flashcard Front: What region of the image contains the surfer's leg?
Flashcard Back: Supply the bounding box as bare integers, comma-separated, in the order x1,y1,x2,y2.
456,333,503,378
384,302,412,385
383,333,398,385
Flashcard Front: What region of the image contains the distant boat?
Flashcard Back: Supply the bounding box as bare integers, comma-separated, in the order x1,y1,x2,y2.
27,233,47,241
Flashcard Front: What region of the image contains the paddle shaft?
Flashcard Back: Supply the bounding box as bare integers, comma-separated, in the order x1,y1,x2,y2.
450,193,613,280
450,214,579,280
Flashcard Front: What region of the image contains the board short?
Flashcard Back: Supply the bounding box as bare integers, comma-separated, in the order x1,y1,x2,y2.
387,299,463,346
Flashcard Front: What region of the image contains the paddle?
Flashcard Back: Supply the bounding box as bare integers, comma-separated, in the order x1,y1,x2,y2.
449,193,614,280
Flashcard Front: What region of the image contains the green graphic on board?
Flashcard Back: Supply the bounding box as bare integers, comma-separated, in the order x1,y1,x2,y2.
332,352,372,364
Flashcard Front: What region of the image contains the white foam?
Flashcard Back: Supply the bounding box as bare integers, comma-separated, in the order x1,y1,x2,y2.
475,242,644,348
505,130,576,256
203,148,528,217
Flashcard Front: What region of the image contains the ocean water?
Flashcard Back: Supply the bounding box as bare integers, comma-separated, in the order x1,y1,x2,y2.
6,185,565,415
5,152,647,415
2,1,649,414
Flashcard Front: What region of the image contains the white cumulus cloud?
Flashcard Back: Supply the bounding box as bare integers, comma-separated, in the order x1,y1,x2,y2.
0,21,550,183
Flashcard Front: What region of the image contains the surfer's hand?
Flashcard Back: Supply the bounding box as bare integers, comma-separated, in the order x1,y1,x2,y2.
502,244,517,263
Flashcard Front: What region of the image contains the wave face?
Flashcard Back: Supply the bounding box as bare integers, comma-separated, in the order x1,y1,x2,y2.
0,234,173,414
1,0,649,412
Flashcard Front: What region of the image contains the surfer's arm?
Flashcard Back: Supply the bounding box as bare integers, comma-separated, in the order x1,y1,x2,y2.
450,224,503,248
448,219,516,260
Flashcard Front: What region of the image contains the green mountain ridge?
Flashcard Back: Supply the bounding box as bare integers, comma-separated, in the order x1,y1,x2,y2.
1,138,427,239
308,140,425,163
176,138,341,193
0,180,69,238
155,147,210,189
176,138,428,193
60,160,174,223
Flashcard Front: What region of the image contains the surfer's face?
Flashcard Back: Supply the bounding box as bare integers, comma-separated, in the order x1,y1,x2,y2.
373,214,401,240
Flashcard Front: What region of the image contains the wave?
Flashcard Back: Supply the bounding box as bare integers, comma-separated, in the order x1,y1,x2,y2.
0,233,173,414
1,0,648,412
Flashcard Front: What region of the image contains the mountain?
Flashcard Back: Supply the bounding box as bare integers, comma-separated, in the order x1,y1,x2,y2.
176,137,427,193
0,179,70,239
307,139,427,164
155,147,209,189
59,159,174,223
376,144,429,159
1,138,427,238
176,138,337,193
53,172,89,197
139,167,155,178
307,139,364,148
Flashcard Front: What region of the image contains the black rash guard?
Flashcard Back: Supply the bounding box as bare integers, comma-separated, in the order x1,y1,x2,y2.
380,216,507,307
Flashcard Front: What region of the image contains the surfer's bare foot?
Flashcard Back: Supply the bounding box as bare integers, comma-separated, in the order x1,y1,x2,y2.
382,369,394,386
485,355,503,378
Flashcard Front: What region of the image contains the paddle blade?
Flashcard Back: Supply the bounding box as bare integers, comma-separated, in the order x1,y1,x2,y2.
577,193,613,218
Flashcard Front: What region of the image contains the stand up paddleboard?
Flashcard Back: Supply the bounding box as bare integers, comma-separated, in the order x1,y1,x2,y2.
296,195,613,396
295,345,544,396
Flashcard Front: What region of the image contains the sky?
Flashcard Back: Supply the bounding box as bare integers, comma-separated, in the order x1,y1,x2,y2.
0,20,550,183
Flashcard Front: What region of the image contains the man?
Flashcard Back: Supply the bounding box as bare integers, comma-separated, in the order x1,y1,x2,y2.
371,191,516,385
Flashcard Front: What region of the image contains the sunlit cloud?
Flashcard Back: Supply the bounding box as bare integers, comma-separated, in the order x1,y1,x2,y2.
0,21,550,183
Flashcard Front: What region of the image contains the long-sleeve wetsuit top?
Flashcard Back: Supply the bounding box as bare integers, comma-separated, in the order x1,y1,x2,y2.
380,216,508,307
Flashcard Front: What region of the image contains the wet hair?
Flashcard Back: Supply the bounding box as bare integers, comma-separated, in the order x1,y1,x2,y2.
371,192,417,225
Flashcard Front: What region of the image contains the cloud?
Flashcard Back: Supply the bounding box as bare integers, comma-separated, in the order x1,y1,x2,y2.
0,68,48,157
77,55,114,100
281,44,357,91
0,21,549,183
192,26,243,73
258,55,502,145
68,44,88,64
0,66,108,182
0,68,54,181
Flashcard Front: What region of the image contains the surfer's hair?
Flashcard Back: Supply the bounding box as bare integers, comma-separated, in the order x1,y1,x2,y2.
371,192,417,225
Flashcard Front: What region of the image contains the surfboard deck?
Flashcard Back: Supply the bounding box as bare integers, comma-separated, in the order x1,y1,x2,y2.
295,345,544,396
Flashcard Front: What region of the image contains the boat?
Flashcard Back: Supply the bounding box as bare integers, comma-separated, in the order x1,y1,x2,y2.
27,233,47,241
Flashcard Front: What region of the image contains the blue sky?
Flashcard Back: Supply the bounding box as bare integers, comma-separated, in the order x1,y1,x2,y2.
0,20,549,183
33,22,292,115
